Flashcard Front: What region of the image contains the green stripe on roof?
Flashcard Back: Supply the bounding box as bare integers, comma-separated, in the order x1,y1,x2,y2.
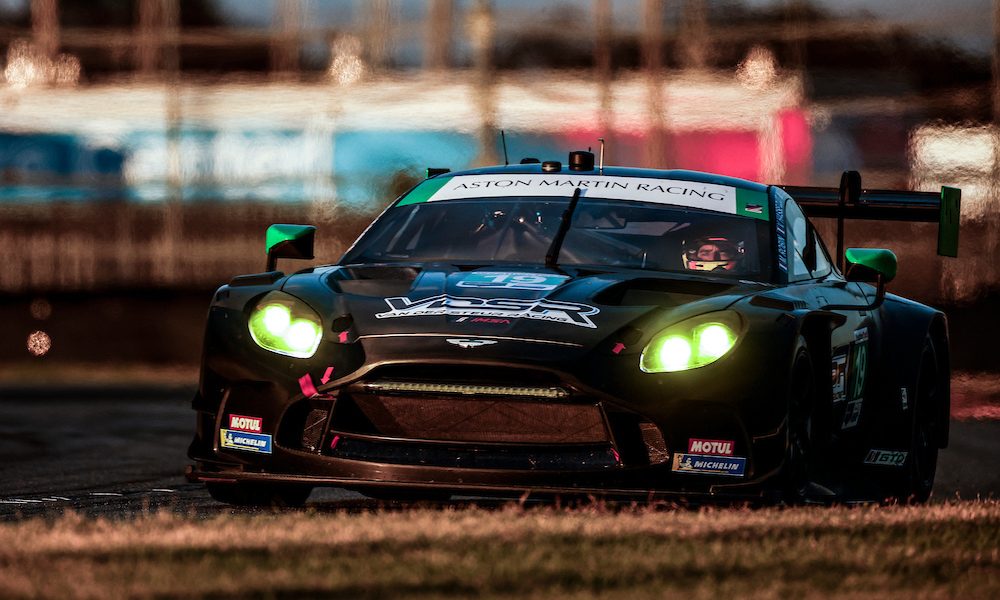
736,188,770,220
397,176,453,206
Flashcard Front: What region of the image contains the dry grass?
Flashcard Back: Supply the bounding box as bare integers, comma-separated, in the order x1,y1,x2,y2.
0,501,998,599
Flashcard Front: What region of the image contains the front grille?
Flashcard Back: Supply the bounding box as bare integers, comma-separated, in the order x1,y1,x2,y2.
341,394,608,444
327,436,619,470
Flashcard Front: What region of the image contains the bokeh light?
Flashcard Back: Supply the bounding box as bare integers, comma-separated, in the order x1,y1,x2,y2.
30,298,52,320
27,331,52,357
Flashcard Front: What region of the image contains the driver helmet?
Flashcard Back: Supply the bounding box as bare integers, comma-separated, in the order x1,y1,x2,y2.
682,235,744,272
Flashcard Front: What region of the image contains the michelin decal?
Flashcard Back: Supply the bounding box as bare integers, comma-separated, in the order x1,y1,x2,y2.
672,453,746,476
221,429,273,454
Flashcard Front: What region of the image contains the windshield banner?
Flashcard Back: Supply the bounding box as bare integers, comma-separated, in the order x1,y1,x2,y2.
402,174,740,215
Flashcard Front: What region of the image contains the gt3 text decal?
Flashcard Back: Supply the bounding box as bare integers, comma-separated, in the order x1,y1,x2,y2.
409,174,739,215
672,453,746,477
220,430,273,454
864,449,908,467
228,414,262,433
458,272,568,291
687,438,734,456
376,295,600,328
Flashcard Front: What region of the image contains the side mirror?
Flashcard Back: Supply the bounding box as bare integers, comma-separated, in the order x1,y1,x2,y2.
844,248,897,284
823,248,896,310
824,248,897,311
265,224,316,272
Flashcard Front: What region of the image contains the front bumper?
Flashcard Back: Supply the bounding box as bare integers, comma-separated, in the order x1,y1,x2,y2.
188,355,790,499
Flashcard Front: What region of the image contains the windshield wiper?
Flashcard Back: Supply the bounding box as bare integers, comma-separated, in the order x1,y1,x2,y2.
545,187,582,270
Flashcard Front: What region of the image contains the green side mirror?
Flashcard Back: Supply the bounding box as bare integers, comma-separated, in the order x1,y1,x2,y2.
265,224,316,272
844,248,897,283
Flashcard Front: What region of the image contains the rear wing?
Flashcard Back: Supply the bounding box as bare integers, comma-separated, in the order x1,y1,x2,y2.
780,171,961,264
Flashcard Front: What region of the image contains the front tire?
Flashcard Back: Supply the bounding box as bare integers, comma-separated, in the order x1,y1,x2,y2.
783,339,817,503
895,336,940,503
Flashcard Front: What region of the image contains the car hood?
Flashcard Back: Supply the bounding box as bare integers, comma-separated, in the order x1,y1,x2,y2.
280,265,770,361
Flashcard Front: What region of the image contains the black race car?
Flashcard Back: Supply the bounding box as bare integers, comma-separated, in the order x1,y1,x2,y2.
187,150,961,506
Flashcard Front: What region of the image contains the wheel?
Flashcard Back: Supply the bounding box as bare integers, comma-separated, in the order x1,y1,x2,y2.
206,482,312,507
896,336,940,504
783,339,818,503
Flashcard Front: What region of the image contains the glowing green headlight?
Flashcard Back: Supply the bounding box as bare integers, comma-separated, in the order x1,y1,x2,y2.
640,311,742,373
248,291,323,358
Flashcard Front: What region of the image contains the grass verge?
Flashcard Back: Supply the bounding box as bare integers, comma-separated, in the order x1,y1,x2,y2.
1,501,998,599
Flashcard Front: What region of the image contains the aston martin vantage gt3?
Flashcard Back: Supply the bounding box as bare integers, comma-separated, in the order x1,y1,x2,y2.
187,150,960,506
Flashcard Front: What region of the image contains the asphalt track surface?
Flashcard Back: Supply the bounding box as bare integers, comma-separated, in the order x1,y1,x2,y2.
1,387,997,520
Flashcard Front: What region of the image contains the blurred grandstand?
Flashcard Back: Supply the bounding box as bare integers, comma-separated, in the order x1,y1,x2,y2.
0,0,996,302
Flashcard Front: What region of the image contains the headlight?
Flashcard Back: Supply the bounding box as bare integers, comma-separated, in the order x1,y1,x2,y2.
640,311,743,373
248,291,323,358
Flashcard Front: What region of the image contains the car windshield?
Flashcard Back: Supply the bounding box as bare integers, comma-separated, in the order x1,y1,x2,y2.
341,196,773,280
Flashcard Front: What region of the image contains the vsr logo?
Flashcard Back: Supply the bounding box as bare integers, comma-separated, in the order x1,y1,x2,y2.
376,295,600,328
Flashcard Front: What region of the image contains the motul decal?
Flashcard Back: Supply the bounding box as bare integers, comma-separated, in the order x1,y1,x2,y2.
687,438,734,456
376,294,599,328
228,414,262,433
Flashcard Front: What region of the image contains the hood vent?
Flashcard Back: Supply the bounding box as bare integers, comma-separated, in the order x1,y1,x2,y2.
328,266,420,295
595,278,734,307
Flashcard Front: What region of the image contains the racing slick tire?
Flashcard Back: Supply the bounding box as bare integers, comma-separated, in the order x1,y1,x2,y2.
885,336,940,504
206,482,313,507
783,338,820,504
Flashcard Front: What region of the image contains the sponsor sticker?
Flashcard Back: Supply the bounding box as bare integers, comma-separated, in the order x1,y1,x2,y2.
672,453,747,476
458,271,568,291
775,196,787,272
228,414,262,433
687,438,734,456
220,429,273,454
864,449,908,467
842,399,863,429
400,174,740,216
736,188,771,221
376,294,600,328
831,351,848,404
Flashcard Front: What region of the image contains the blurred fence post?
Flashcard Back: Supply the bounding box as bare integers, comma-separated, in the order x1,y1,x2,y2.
365,0,394,73
271,0,302,81
595,0,615,153
425,0,454,71
30,0,59,63
990,0,1000,299
161,0,182,285
470,0,498,166
642,0,665,168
